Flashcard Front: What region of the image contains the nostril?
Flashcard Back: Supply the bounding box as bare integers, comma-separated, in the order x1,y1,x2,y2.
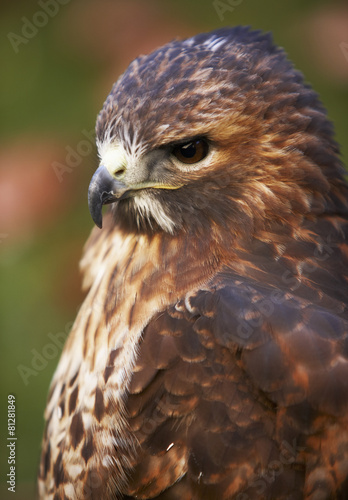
113,167,126,179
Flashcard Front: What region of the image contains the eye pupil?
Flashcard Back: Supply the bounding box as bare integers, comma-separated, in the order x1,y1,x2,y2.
172,138,209,164
180,142,197,158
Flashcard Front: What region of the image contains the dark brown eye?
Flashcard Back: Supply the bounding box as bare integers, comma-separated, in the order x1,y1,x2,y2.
172,139,209,164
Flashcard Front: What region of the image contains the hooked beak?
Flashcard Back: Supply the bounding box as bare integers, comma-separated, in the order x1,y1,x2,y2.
88,165,129,228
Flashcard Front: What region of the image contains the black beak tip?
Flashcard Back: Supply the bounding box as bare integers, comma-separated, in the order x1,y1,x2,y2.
88,193,103,229
88,165,129,228
95,218,103,229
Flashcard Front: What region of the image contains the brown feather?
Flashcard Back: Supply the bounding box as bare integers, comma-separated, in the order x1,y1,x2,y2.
39,26,348,499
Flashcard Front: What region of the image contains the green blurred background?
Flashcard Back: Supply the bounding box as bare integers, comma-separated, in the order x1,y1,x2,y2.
0,0,347,498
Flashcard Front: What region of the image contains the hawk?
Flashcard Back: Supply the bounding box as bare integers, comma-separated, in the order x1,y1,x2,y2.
39,27,348,499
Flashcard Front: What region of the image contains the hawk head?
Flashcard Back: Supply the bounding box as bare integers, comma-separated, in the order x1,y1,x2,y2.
88,27,345,237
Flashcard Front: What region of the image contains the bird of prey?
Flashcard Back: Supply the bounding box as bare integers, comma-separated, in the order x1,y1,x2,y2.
39,26,348,499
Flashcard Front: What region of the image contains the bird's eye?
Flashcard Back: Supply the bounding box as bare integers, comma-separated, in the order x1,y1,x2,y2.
172,139,209,164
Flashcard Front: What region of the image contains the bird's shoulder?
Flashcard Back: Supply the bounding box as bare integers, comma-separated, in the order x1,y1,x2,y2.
124,273,348,497
131,273,348,412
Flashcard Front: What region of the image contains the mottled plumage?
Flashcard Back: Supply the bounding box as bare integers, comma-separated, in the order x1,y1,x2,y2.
39,27,348,499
